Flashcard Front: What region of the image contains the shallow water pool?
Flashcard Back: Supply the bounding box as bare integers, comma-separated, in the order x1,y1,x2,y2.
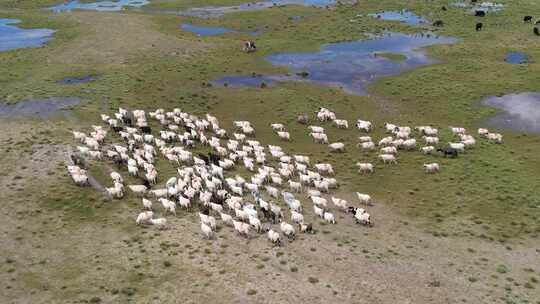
368,10,427,26
50,0,150,12
0,97,82,118
480,93,540,134
213,32,456,95
0,19,55,52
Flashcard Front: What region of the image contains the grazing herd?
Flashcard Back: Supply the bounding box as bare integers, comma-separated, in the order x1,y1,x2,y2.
67,105,502,246
432,3,540,35
68,107,378,246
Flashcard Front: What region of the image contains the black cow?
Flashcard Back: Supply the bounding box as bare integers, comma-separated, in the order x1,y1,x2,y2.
208,153,220,165
243,41,256,52
140,126,152,134
122,117,132,126
524,16,533,23
437,147,459,158
142,179,151,189
70,153,86,168
475,10,486,17
433,20,444,27
197,153,209,164
476,22,483,31
534,27,540,36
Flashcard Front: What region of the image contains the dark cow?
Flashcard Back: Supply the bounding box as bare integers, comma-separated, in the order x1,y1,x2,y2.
197,153,209,164
142,179,151,189
534,27,540,36
524,16,533,23
437,147,459,158
208,153,220,165
475,10,486,17
476,22,483,31
298,223,315,233
70,153,86,168
433,20,444,27
243,41,256,52
140,126,152,134
122,117,132,126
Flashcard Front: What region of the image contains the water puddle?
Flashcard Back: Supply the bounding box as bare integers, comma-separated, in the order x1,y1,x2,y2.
0,19,55,52
368,10,427,26
50,0,150,12
178,0,335,18
58,75,100,85
480,93,540,133
212,32,456,95
452,1,504,12
0,97,82,118
504,52,530,64
181,23,235,36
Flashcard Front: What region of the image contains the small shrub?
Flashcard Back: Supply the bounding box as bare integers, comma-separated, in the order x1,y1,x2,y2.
308,277,319,284
247,289,257,295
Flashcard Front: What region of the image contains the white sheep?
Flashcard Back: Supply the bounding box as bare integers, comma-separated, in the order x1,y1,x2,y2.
308,125,325,133
356,120,372,132
220,212,233,226
331,197,348,210
323,212,336,224
333,119,349,129
358,141,375,151
451,127,466,135
267,229,281,245
378,154,397,164
356,162,374,173
423,163,440,173
128,185,147,196
448,142,465,152
271,123,285,131
378,136,394,146
280,222,295,239
380,146,397,154
423,136,439,145
356,192,372,205
421,146,435,154
142,198,152,210
290,211,304,224
477,128,489,136
201,222,213,239
149,218,167,229
310,132,328,144
136,211,153,225
289,180,302,192
328,142,345,152
358,136,372,143
277,131,291,141
313,205,324,218
487,133,503,144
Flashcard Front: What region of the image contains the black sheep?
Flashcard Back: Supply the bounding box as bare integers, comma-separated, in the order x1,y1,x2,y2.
433,20,444,27
140,126,151,134
437,147,459,158
475,10,486,17
476,22,483,31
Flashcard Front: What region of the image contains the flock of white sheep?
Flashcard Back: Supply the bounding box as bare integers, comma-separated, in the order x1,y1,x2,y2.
67,106,502,245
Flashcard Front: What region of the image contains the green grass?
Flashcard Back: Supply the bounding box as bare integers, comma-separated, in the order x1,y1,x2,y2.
0,0,539,242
